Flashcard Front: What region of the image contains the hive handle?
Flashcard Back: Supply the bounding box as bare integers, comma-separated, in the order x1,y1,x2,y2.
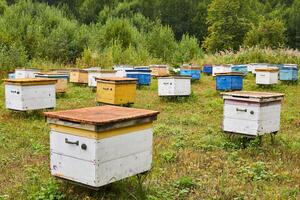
236,108,247,112
65,138,79,146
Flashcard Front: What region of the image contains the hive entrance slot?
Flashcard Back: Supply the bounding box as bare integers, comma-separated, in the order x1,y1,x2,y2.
232,95,250,99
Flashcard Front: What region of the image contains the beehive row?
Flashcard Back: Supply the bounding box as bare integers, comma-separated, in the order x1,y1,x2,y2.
3,64,291,189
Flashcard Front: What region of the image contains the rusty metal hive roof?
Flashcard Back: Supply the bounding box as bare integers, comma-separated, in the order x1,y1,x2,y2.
44,106,159,125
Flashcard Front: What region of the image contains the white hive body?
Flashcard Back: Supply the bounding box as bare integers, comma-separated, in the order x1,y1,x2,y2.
88,70,117,87
4,79,56,111
44,106,159,188
212,65,232,76
222,91,284,137
114,66,134,78
250,63,270,75
255,68,279,85
158,77,191,97
15,68,40,78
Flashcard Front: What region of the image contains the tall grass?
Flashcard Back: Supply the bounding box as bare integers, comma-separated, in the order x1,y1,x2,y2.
195,47,300,66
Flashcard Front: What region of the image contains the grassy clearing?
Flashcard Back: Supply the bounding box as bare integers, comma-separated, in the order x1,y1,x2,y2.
0,74,299,200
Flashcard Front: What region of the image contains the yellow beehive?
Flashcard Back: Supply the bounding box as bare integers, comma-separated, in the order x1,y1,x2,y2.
70,69,88,84
96,77,137,105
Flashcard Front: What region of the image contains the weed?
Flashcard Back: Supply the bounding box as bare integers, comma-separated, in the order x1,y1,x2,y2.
29,180,65,200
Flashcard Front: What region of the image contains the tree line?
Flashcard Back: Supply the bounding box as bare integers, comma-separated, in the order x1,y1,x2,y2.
0,0,299,69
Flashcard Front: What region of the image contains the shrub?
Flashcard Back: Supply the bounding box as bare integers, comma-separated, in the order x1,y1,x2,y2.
173,34,203,65
244,19,286,48
146,23,177,62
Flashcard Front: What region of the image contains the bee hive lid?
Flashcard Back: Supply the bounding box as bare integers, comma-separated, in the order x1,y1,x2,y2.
44,106,159,126
158,76,191,79
71,69,88,73
34,73,69,78
255,67,279,72
3,78,57,85
222,91,284,102
15,68,39,71
215,72,244,76
96,77,137,83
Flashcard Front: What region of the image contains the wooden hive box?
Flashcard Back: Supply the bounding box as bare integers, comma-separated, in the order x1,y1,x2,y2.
4,78,57,111
114,66,134,78
180,64,201,80
15,68,40,79
221,91,284,137
149,65,169,77
8,72,15,79
88,70,117,87
158,76,191,97
44,106,159,188
255,67,279,85
231,65,248,75
249,63,270,75
70,69,88,84
215,72,244,91
96,77,137,105
212,65,232,77
279,64,298,81
35,72,69,93
202,64,213,75
126,69,152,86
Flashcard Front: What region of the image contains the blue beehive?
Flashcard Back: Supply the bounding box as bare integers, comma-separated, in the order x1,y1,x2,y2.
8,72,15,79
126,69,151,85
231,65,248,75
180,65,201,80
203,64,213,75
279,64,298,81
216,72,244,91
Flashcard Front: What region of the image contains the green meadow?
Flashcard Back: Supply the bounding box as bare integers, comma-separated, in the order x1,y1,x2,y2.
0,74,299,200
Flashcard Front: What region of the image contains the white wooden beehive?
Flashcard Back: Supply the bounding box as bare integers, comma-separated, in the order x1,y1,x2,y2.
114,66,134,78
4,78,57,111
44,106,159,188
250,63,270,74
15,68,40,79
222,91,284,137
88,70,117,87
255,67,279,85
158,76,191,97
212,65,232,76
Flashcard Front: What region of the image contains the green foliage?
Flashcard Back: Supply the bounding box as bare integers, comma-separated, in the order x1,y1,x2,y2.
239,162,275,182
99,18,141,49
203,0,254,52
0,43,28,70
173,34,203,64
286,0,300,49
0,0,7,15
29,181,65,200
199,47,300,65
174,176,197,189
244,19,286,48
146,23,177,62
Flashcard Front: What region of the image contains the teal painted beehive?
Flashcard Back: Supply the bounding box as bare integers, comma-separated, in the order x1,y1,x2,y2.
279,64,298,82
